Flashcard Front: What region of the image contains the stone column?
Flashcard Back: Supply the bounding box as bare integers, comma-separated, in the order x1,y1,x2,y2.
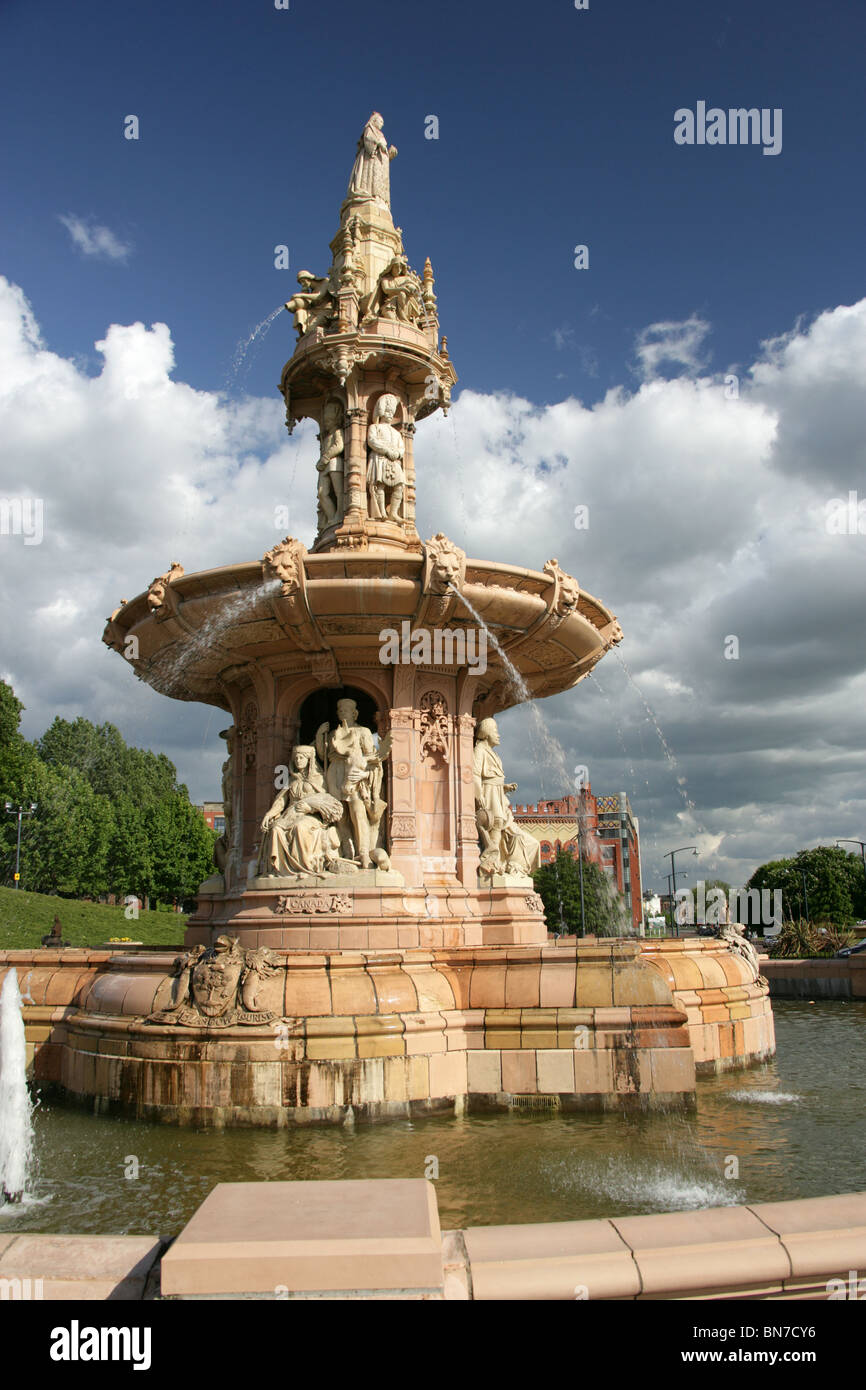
454,712,480,887
384,708,422,884
401,419,416,529
342,405,367,524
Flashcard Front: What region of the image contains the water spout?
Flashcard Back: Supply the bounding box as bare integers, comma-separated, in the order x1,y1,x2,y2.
0,971,34,1205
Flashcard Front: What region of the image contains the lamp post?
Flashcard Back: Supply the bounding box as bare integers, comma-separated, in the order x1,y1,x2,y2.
665,845,698,936
665,871,688,935
835,839,866,876
576,799,587,937
3,801,38,888
800,869,810,923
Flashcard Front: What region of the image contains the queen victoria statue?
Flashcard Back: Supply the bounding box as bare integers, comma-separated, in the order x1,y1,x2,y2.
347,111,397,207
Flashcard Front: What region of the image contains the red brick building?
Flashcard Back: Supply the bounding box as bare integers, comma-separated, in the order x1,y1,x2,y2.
512,787,643,933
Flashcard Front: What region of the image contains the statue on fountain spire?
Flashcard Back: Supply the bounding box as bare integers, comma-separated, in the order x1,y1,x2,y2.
347,112,398,208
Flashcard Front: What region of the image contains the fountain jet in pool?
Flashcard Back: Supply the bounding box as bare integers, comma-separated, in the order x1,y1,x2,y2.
0,971,33,1204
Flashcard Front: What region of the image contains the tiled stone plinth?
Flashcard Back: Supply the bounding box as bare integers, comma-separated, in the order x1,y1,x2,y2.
161,1179,442,1297
43,938,695,1124
0,1234,163,1300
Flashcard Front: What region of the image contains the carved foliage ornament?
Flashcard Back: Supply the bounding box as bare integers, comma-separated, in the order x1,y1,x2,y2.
239,701,258,770
419,690,449,761
390,816,416,839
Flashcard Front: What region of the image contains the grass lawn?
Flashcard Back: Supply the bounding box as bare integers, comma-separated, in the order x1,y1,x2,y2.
0,884,187,950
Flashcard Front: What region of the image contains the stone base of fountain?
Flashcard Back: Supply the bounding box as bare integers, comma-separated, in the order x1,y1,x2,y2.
23,938,695,1125
1,933,776,1126
186,883,545,950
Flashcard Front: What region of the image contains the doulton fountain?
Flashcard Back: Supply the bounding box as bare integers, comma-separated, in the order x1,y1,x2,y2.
14,113,772,1127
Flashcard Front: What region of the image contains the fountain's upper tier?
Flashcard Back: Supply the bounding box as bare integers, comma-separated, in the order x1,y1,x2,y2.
103,540,622,718
276,112,457,557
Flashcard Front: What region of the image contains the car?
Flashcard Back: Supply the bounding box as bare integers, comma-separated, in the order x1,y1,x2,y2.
836,938,866,959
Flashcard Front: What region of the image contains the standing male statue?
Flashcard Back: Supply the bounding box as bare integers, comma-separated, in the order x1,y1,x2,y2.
316,400,345,527
316,698,392,868
367,394,405,520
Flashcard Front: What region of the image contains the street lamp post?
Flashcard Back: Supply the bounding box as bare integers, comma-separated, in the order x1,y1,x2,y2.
800,869,810,923
665,845,698,937
576,798,586,937
836,839,866,875
665,871,688,935
3,801,38,888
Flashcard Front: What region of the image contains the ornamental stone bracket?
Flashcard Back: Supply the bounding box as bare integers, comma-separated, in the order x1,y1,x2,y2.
415,533,466,627
262,536,336,669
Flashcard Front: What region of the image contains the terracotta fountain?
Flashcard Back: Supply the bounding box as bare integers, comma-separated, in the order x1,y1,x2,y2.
47,112,772,1125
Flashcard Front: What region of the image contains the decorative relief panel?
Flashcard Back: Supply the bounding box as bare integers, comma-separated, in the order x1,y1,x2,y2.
275,893,353,914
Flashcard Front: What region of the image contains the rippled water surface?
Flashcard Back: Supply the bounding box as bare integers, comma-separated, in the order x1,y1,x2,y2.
4,1001,865,1234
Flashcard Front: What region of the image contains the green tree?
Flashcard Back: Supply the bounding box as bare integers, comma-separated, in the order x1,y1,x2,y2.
107,794,153,901
144,794,216,904
533,849,628,936
14,759,113,896
747,846,858,926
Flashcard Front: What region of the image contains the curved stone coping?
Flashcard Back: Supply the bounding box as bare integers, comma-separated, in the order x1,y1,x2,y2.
761,956,866,999
7,1187,864,1299
452,1189,866,1300
75,940,680,1020
638,936,776,1071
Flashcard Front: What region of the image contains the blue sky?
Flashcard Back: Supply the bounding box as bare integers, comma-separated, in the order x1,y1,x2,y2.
2,0,865,893
2,0,864,404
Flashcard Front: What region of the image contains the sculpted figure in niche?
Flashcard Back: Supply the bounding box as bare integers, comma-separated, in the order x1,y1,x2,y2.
367,394,405,521
285,270,335,337
473,717,541,879
347,111,397,206
257,745,345,878
362,255,423,326
316,400,345,528
316,699,392,869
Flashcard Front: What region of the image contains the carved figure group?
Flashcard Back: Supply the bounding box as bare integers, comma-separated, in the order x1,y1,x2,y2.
473,718,541,879
255,703,392,879
361,254,423,326
316,698,392,869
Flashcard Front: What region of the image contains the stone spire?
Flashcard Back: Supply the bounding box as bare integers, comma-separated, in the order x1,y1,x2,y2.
279,112,457,555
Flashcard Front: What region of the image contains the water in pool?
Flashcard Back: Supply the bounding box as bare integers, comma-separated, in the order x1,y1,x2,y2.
4,1000,864,1234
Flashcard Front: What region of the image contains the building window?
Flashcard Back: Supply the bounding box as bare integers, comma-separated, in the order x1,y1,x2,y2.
214,817,225,833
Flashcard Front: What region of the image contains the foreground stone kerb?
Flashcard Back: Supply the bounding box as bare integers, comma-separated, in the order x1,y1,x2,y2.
160,1179,442,1296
